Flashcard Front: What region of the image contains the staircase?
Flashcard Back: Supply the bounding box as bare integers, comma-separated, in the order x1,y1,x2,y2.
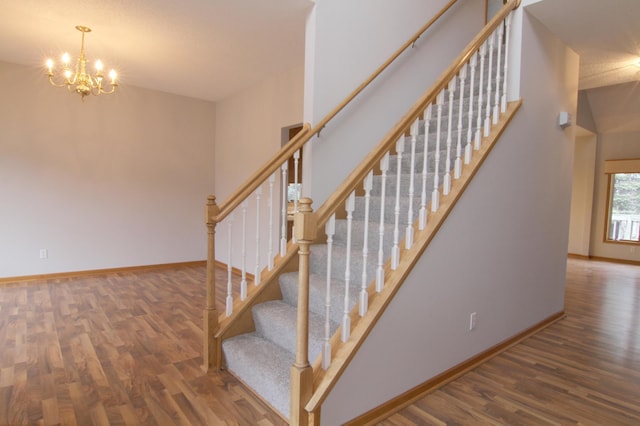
203,1,522,424
223,42,508,419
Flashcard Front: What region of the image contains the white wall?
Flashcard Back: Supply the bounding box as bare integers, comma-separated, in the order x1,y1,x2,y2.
321,8,578,424
0,60,215,278
590,131,640,261
568,131,597,256
578,82,640,262
213,65,304,267
487,0,504,20
214,65,304,201
304,0,485,206
576,90,597,133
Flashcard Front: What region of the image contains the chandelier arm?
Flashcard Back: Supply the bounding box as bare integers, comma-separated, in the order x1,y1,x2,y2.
99,85,117,95
47,75,70,88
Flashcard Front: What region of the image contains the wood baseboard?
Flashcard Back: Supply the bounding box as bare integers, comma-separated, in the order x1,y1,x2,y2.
567,253,590,260
214,260,255,281
0,261,207,285
345,311,566,425
567,253,640,266
0,260,256,286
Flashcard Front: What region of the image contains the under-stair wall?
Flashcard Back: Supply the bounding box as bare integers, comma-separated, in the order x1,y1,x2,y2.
304,0,485,206
320,7,579,424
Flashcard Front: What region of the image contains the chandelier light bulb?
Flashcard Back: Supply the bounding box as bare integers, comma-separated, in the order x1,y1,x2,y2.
44,25,118,99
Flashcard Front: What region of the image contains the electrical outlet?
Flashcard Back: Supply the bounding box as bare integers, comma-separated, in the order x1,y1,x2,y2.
469,312,477,331
39,248,48,259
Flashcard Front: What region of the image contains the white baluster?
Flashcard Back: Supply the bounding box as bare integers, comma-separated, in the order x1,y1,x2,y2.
359,171,373,317
501,13,512,114
475,41,487,150
226,214,234,316
405,119,419,249
376,153,389,292
465,53,477,164
267,173,275,270
493,21,504,125
240,200,248,300
444,76,456,196
280,162,288,257
391,137,404,270
455,64,467,180
254,186,262,285
419,105,432,230
432,90,445,212
322,214,335,370
292,149,301,229
341,192,355,343
484,32,495,137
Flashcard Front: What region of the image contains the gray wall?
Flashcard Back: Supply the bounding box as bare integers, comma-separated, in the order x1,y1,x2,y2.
0,61,215,278
304,0,485,206
566,82,640,262
568,131,597,256
321,6,578,423
212,65,305,269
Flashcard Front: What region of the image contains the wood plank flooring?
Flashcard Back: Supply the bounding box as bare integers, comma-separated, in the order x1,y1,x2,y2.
0,265,286,425
377,258,640,425
1,258,639,425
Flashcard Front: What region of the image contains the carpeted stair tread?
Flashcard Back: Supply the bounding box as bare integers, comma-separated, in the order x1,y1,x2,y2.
253,300,336,363
332,219,396,253
309,243,379,282
352,194,423,226
222,333,293,418
280,271,360,325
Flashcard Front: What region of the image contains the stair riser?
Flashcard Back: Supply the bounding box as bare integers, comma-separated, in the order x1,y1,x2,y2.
280,272,359,325
253,301,330,364
309,243,379,285
331,219,396,253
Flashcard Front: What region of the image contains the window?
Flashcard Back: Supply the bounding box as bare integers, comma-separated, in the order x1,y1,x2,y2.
604,159,640,244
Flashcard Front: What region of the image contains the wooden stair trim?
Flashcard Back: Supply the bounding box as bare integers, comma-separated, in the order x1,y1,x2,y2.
344,310,566,425
305,100,523,414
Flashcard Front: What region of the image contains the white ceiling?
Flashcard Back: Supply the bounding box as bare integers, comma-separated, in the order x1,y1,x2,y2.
0,0,638,102
0,0,312,102
526,0,640,90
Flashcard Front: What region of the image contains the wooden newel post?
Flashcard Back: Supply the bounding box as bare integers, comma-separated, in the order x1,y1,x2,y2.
203,195,220,371
290,198,316,426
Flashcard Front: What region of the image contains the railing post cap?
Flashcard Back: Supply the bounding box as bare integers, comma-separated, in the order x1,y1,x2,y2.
206,195,220,224
298,197,313,212
294,198,317,241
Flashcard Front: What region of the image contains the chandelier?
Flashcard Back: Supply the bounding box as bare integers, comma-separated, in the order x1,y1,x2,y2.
45,26,118,99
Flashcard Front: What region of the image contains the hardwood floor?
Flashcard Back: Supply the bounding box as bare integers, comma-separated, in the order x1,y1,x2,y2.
0,265,286,425
1,258,638,425
377,258,640,425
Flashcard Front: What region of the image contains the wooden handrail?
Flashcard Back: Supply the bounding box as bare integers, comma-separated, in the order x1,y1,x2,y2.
315,0,521,228
213,0,463,223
